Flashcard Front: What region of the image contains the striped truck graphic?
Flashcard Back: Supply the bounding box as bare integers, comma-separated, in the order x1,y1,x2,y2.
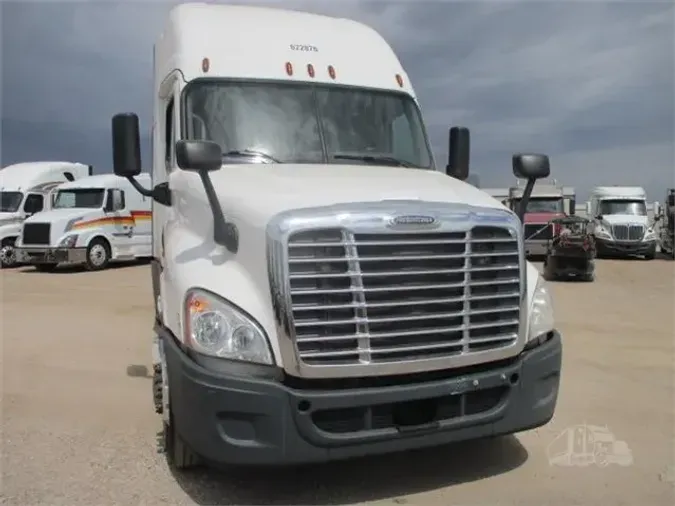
71,211,152,231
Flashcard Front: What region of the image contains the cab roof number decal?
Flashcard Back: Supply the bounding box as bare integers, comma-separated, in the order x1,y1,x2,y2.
290,44,318,52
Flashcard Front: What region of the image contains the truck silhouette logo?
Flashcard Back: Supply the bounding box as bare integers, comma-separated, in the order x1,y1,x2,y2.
547,423,633,467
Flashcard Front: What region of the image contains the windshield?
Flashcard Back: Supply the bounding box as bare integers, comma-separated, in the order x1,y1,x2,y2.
0,191,23,212
53,189,105,209
599,200,647,216
511,197,564,213
184,81,433,168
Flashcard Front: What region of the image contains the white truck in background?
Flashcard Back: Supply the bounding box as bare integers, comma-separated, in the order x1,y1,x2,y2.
15,173,152,272
109,3,561,470
0,161,92,268
586,186,657,259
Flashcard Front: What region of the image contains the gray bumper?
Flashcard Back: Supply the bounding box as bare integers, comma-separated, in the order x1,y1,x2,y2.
164,328,562,466
595,238,656,256
16,247,87,264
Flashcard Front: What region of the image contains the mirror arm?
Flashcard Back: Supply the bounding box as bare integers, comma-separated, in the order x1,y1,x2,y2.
516,177,536,224
126,176,154,198
198,170,238,253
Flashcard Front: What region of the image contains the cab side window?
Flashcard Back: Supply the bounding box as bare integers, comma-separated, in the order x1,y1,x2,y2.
165,97,175,171
24,194,44,214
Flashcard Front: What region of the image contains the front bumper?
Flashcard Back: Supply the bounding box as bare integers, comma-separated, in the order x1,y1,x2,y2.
164,330,562,466
595,237,656,256
16,247,87,264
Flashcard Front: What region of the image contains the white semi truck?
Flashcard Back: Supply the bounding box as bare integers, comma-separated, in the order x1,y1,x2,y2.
586,186,657,259
109,3,561,469
15,173,153,271
0,161,92,268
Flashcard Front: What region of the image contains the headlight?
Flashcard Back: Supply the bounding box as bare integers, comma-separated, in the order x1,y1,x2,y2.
644,228,656,240
528,276,555,342
184,289,273,365
595,227,612,239
58,235,78,248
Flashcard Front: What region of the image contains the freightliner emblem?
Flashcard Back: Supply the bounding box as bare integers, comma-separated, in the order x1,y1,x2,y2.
389,215,438,227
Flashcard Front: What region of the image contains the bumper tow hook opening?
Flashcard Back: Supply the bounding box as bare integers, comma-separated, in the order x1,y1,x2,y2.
298,400,312,413
510,373,520,385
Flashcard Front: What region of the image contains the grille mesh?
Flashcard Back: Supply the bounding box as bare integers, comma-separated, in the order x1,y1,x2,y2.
286,226,521,366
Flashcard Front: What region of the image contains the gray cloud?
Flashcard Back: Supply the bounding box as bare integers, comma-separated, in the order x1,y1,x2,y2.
1,0,673,199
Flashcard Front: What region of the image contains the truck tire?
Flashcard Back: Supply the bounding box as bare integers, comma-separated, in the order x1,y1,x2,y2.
0,237,17,268
85,238,111,271
35,263,58,273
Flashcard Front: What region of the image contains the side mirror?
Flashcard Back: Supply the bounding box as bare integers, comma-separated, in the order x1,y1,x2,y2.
112,113,142,177
445,126,470,180
585,201,592,216
512,154,550,180
176,140,222,172
569,198,576,215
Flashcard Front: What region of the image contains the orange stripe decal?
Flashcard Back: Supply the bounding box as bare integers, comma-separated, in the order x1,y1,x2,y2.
71,211,152,230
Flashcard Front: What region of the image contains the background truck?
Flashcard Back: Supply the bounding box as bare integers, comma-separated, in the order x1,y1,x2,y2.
507,180,575,257
586,186,657,259
108,2,561,470
654,189,674,258
16,173,152,272
0,161,92,268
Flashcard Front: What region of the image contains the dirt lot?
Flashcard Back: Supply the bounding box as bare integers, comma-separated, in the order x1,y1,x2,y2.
1,259,674,505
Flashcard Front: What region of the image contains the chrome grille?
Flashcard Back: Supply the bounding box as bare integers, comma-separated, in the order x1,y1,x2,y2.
286,226,521,367
612,224,644,241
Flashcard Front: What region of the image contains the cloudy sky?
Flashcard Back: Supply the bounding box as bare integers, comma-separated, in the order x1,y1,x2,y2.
1,0,673,199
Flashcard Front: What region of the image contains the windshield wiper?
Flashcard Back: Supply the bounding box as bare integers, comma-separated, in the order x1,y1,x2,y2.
332,154,415,168
222,149,281,164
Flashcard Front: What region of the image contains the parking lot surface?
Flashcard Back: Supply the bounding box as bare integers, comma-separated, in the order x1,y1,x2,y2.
1,259,674,505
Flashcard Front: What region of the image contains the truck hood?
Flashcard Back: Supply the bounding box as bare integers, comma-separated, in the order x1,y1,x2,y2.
23,208,104,241
523,212,566,224
203,164,507,226
0,212,23,225
600,214,649,227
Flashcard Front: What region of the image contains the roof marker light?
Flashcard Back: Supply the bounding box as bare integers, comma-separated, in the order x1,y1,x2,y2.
307,63,315,78
201,57,210,73
328,65,336,79
395,74,404,87
285,62,293,76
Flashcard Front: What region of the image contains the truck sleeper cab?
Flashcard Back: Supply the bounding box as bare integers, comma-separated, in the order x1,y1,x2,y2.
586,186,657,259
16,173,152,272
0,161,92,268
111,3,561,468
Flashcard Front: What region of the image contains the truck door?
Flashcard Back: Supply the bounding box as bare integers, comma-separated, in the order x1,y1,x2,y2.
106,188,134,254
154,74,180,325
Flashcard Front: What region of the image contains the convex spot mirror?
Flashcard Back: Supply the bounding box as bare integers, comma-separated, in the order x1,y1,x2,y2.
512,153,550,180
176,140,222,172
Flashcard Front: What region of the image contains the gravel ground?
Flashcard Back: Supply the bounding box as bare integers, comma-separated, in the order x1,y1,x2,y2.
1,259,674,505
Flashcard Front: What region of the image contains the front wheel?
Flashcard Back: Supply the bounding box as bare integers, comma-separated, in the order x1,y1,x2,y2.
0,238,18,268
85,238,111,271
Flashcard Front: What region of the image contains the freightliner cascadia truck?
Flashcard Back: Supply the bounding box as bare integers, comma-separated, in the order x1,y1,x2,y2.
110,3,561,469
